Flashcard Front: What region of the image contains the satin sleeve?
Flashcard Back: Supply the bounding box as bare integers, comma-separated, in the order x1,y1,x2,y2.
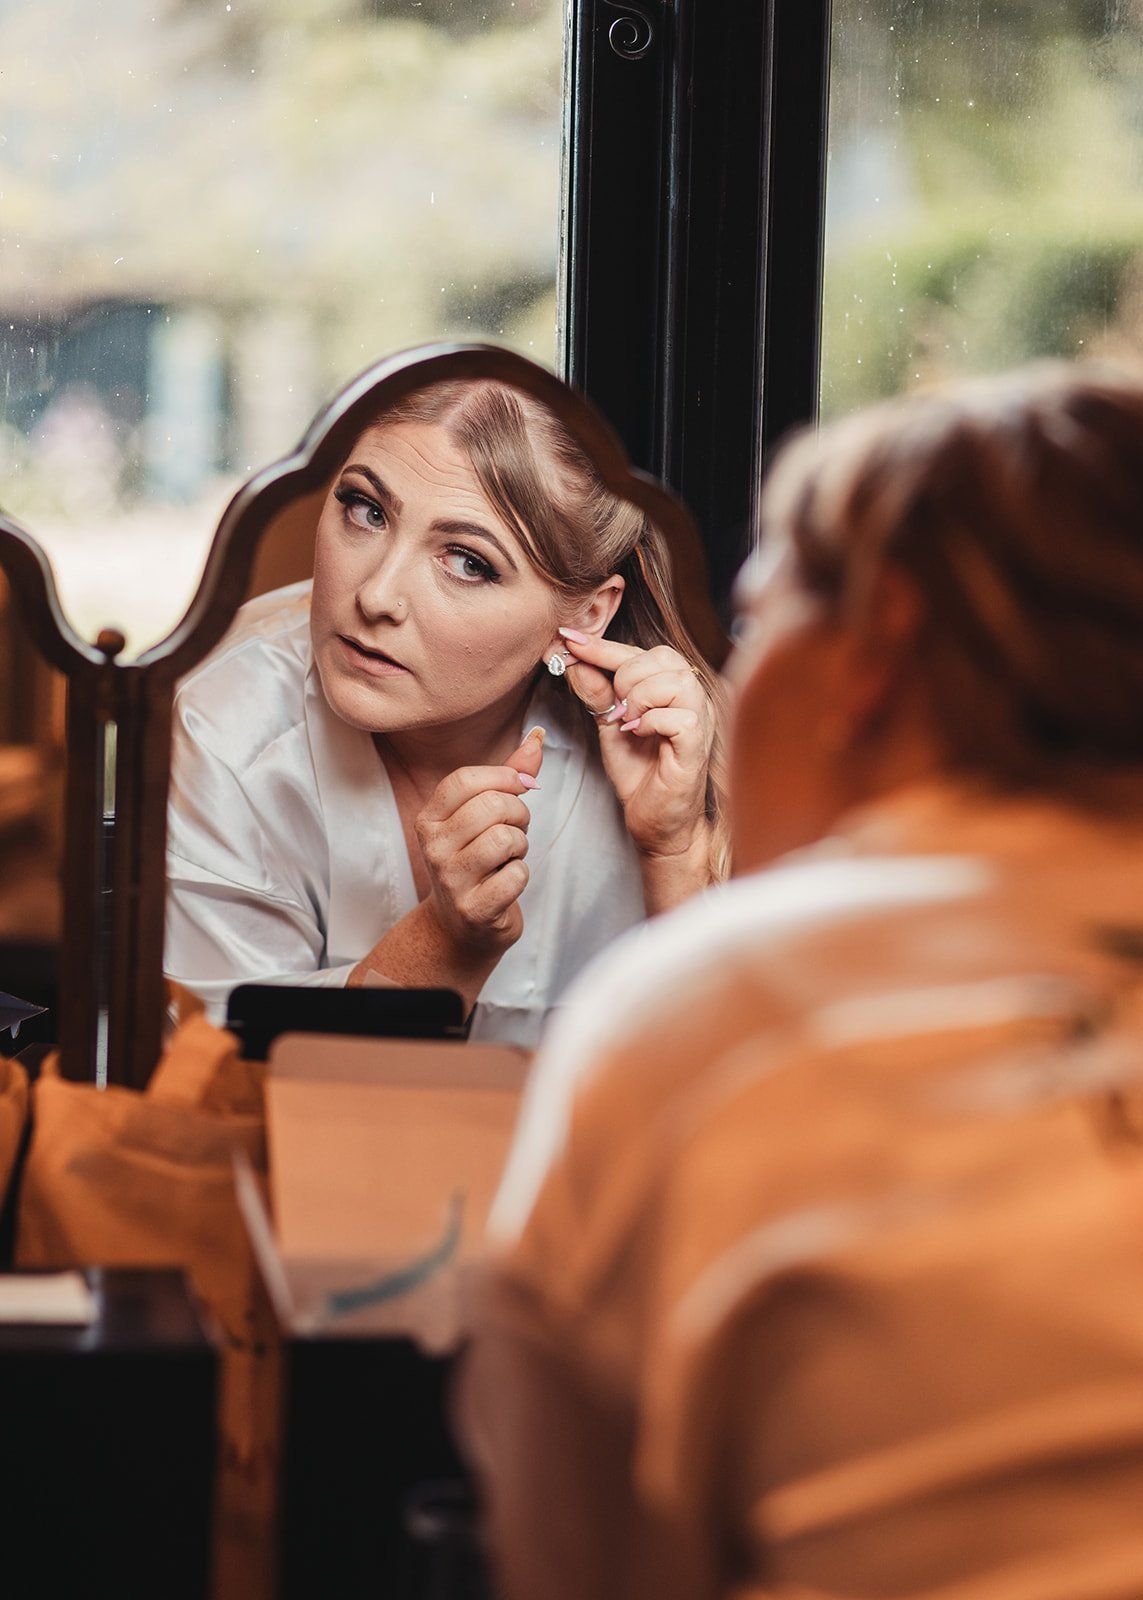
165,709,353,1023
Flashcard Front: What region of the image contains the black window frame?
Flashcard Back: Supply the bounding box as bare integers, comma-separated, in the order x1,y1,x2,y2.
564,0,833,616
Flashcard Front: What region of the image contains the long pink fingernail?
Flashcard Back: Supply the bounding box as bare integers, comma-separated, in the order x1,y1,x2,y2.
620,717,642,733
517,773,541,791
605,698,628,724
558,626,590,644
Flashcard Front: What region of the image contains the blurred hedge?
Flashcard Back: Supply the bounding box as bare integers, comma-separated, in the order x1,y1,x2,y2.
822,205,1143,417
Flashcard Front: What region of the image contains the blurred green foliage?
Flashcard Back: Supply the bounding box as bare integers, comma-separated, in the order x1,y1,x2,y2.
823,1,1143,413
823,207,1143,413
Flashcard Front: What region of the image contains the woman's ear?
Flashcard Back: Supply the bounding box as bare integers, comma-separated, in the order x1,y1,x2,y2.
568,575,625,638
842,563,926,734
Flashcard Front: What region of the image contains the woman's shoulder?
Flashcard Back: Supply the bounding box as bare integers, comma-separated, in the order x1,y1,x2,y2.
562,851,988,1063
172,581,314,771
490,852,989,1235
190,579,313,671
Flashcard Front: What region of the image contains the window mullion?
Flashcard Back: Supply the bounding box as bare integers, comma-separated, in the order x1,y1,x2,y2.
758,0,833,465
564,0,832,613
561,1,673,477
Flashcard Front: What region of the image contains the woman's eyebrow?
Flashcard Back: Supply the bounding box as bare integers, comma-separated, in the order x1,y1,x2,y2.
432,518,520,573
341,463,404,515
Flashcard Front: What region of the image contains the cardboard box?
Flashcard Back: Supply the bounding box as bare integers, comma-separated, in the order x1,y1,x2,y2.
238,1032,529,1352
237,1032,528,1597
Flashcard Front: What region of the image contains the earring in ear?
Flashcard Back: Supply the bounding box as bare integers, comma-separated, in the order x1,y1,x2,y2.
547,651,568,677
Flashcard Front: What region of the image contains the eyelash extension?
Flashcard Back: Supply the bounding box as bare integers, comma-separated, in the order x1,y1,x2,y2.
446,545,501,584
330,487,499,583
333,484,384,525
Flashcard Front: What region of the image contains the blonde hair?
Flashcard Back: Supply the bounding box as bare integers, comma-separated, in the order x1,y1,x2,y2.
762,363,1143,787
378,379,727,864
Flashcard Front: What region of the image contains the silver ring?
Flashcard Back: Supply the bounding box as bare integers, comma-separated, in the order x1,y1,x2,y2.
594,701,621,721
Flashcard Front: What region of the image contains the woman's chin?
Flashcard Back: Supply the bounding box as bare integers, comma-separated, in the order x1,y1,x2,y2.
315,647,539,738
318,659,416,732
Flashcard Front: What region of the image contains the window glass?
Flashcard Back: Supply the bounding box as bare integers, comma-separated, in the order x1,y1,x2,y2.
821,0,1143,418
0,0,566,654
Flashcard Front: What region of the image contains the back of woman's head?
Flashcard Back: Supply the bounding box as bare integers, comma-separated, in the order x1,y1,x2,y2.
763,363,1143,784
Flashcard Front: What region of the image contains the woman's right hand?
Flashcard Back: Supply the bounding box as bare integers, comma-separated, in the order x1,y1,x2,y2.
415,727,545,963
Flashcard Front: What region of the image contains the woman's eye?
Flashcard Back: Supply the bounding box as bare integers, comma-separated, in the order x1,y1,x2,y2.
441,547,499,584
334,487,386,532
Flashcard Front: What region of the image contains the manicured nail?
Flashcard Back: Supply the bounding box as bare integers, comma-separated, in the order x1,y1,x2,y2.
605,698,628,724
523,725,546,746
620,717,642,733
517,773,541,791
558,626,590,644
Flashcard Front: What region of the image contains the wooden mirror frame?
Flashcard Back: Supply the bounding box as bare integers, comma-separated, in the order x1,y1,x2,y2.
0,342,728,1088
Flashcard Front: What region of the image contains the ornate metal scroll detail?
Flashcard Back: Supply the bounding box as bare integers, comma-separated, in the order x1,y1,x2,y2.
603,1,655,61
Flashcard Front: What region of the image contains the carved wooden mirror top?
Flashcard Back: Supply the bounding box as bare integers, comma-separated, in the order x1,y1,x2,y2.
0,343,727,1087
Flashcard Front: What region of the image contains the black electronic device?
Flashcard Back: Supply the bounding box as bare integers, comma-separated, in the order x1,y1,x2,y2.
225,983,467,1062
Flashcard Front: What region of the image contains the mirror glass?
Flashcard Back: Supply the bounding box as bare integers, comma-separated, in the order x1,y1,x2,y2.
161,363,724,1050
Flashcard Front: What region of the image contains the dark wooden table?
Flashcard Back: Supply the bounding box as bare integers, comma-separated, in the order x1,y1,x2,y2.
0,1267,218,1600
278,1334,482,1600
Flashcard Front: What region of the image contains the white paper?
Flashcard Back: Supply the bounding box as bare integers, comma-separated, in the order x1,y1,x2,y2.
0,1271,98,1326
0,989,46,1038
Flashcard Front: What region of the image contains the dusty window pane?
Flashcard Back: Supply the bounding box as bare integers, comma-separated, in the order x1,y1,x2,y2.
821,0,1143,419
0,0,566,654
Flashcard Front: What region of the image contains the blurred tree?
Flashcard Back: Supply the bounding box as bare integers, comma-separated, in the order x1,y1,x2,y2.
0,0,565,526
822,0,1143,414
0,0,565,390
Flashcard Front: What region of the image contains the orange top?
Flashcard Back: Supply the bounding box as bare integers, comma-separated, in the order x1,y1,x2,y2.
462,782,1143,1600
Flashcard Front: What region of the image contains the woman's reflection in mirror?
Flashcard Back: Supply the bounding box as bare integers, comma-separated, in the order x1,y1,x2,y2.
165,380,724,1046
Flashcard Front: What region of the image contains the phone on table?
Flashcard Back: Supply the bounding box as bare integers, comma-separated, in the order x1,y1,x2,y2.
225,984,467,1062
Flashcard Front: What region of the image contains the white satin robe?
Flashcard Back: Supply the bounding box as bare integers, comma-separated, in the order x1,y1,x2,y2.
163,582,647,1048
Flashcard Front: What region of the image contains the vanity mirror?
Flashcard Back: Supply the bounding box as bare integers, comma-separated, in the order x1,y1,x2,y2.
0,344,727,1086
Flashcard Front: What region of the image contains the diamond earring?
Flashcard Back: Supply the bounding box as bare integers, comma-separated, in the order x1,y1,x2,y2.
547,651,567,677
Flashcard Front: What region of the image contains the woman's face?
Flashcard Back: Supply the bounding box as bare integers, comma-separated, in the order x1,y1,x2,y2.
310,419,562,734
727,532,937,875
725,538,855,874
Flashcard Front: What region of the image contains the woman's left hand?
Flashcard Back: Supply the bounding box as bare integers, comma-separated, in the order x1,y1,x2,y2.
558,628,716,859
